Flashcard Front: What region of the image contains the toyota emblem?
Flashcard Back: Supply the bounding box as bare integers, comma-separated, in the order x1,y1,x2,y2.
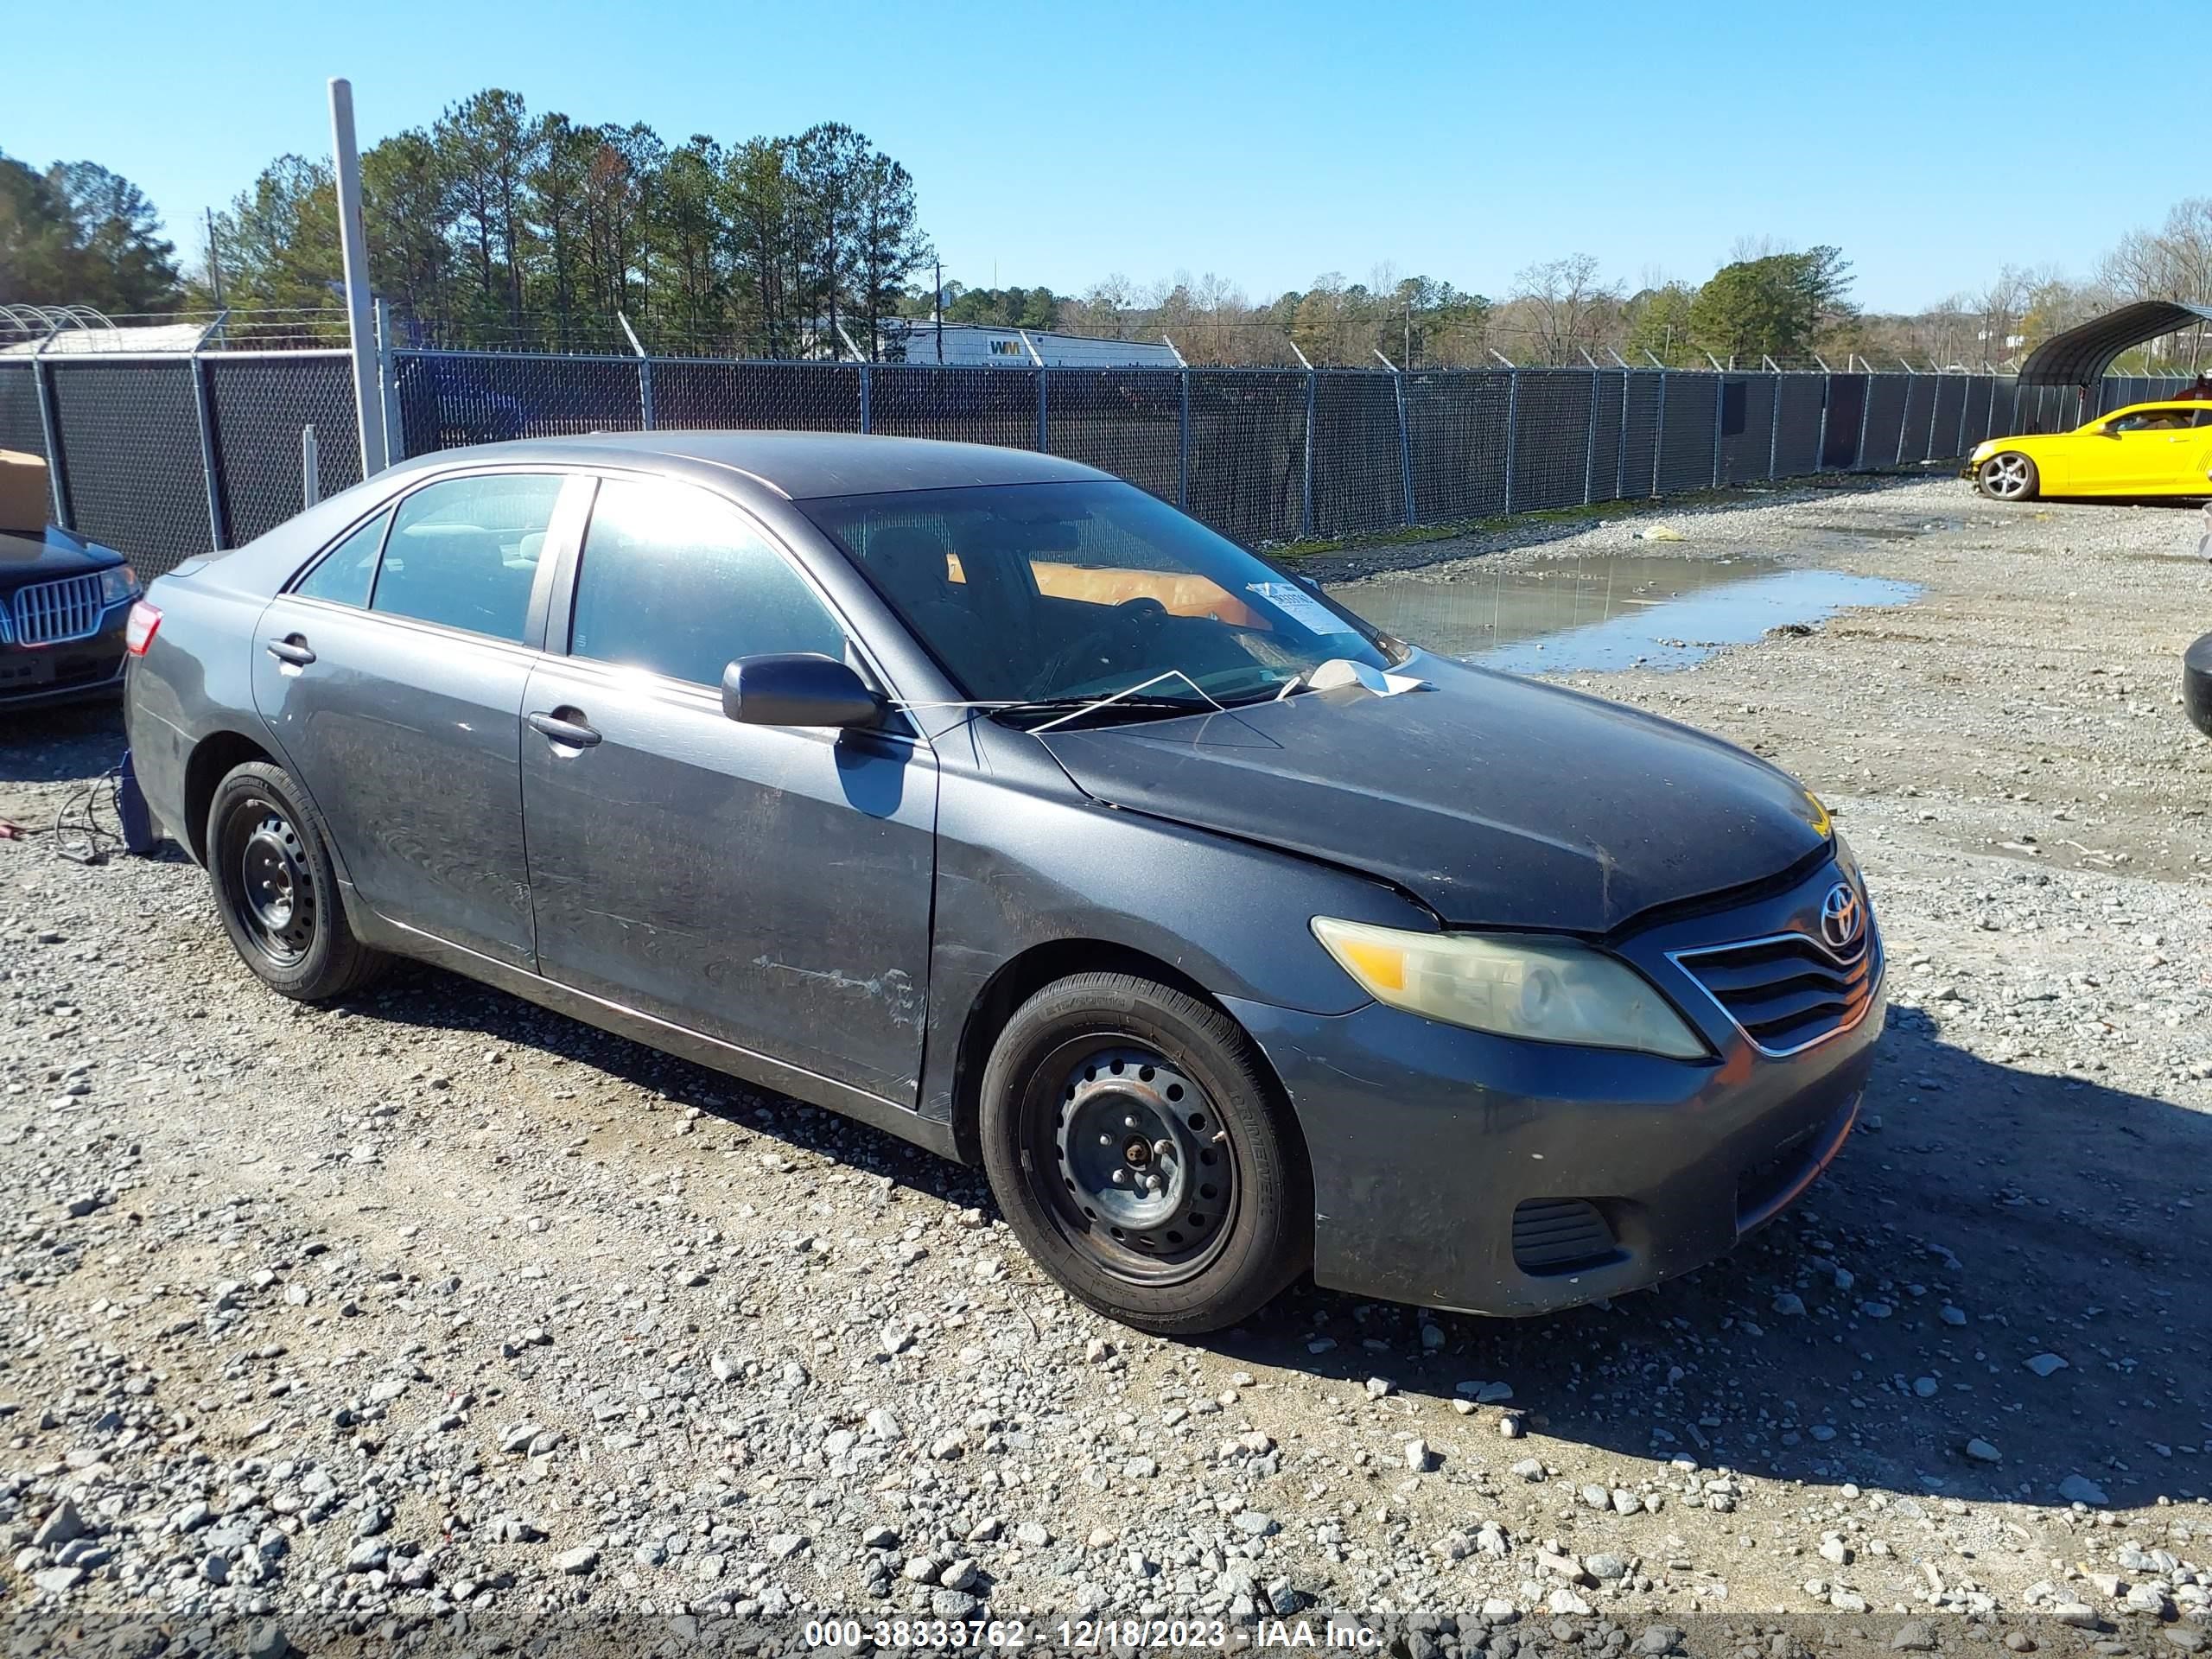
1819,881,1865,950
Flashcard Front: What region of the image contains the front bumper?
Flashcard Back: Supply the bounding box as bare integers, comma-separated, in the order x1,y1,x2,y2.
1228,860,1886,1316
0,608,130,709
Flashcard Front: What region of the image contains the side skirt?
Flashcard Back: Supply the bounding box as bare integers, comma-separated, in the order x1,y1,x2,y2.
351,896,963,1163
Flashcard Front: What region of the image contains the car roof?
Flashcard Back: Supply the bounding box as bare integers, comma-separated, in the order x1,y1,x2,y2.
405,430,1114,501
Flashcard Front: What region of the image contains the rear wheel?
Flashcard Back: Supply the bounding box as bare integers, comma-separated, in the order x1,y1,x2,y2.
207,760,387,1001
1976,452,2038,500
979,972,1309,1336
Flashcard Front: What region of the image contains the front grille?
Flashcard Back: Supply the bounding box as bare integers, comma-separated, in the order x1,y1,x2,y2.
10,573,106,645
1512,1198,1619,1273
1672,925,1879,1058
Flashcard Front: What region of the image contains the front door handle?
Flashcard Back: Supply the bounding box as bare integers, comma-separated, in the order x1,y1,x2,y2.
265,636,315,667
528,709,601,748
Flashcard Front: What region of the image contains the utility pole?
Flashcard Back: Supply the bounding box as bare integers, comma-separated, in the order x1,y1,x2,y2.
934,257,944,364
327,77,387,475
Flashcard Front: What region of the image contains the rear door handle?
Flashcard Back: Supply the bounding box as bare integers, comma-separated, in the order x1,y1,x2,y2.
527,709,601,748
264,636,315,666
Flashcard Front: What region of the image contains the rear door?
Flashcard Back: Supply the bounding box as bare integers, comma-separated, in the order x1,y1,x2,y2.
251,470,582,968
518,474,937,1104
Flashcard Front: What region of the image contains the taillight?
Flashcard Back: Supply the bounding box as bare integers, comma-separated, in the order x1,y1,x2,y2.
124,601,162,656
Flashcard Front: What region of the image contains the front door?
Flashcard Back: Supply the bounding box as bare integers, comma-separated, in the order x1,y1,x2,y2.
2084,407,2196,493
519,475,937,1105
251,471,575,968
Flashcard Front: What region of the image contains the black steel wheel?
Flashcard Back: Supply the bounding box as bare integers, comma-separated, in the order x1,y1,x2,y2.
980,972,1308,1335
207,760,387,1001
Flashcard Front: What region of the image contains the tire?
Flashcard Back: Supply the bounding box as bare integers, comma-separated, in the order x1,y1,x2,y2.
206,760,388,1001
2185,632,2212,738
978,971,1309,1336
1976,452,2039,501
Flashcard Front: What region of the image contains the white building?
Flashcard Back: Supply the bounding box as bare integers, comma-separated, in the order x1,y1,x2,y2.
882,321,1181,369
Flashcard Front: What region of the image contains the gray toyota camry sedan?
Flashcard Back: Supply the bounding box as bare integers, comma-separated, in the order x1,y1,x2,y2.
124,432,1884,1335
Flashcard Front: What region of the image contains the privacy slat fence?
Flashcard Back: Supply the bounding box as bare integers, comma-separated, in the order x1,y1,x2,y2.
0,346,2193,582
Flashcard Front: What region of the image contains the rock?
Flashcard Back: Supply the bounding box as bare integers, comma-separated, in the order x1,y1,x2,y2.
903,1555,939,1584
1830,1591,1870,1614
1234,1511,1277,1537
2088,1572,2125,1598
1966,1438,2003,1463
1581,1484,1611,1510
861,1524,899,1550
2025,1352,2070,1377
931,1590,981,1619
2059,1475,2111,1507
558,1546,599,1575
31,1566,85,1595
1891,1621,1937,1650
1547,1587,1592,1617
1404,1439,1432,1472
1511,1458,1546,1481
1637,1627,1683,1655
2003,1636,2036,1654
1481,1599,1520,1625
1821,1538,1853,1566
2163,1629,2206,1653
1015,1522,1052,1548
1611,1489,1641,1515
200,1550,230,1585
1773,1292,1807,1316
940,1558,979,1592
766,1533,806,1560
2050,1603,2101,1629
1585,1552,1630,1581
1365,1376,1395,1400
32,1499,86,1548
245,1624,289,1659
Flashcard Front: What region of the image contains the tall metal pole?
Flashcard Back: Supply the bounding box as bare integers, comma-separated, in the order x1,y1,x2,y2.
328,78,388,475
205,208,226,308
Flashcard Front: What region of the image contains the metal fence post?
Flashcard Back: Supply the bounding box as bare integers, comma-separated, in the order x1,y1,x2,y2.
1301,370,1317,539
1582,368,1599,505
374,299,404,463
1766,373,1783,480
1814,373,1832,474
1650,372,1667,497
1502,369,1519,517
618,312,654,431
1712,374,1725,487
1856,377,1874,470
1896,369,1912,466
302,425,321,510
30,339,71,531
1393,367,1414,525
1177,369,1191,512
859,364,873,435
1036,365,1049,453
1955,373,1972,457
188,349,227,550
1615,370,1630,499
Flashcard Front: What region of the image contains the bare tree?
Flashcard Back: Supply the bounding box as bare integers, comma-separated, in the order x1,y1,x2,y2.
1507,253,1621,365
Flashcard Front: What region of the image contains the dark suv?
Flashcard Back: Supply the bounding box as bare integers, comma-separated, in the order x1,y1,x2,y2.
1,524,141,709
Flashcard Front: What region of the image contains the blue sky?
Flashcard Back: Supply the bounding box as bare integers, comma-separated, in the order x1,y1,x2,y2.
8,0,2198,314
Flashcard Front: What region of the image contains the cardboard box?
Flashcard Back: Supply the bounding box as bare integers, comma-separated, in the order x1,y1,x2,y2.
0,449,50,535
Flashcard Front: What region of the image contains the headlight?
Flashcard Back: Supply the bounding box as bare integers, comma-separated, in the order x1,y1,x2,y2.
1969,442,1995,463
1311,918,1710,1059
98,564,141,607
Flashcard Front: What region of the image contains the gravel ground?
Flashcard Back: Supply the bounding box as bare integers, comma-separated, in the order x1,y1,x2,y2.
0,474,2208,1657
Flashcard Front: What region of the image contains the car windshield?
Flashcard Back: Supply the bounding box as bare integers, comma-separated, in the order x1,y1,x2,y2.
800,480,1402,717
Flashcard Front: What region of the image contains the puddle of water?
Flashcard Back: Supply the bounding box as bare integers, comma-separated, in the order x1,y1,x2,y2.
1330,555,1920,673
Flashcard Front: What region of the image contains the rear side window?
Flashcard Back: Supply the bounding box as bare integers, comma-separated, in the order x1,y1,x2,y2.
296,508,391,607
369,474,563,643
569,477,846,686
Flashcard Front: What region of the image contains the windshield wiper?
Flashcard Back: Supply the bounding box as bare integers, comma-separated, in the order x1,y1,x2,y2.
989,693,1210,729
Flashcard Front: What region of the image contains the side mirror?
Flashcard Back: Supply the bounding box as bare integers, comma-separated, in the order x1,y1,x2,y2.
721,653,886,729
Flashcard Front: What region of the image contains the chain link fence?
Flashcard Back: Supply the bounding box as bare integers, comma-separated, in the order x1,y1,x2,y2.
3,340,2196,582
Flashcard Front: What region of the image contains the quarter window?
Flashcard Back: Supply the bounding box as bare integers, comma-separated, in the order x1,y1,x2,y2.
296,508,391,607
569,477,847,686
368,474,563,643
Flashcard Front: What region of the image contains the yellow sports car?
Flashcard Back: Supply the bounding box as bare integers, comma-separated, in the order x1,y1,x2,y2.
1965,400,2212,499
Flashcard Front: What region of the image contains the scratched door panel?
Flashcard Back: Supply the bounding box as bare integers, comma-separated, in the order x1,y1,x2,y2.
518,657,938,1104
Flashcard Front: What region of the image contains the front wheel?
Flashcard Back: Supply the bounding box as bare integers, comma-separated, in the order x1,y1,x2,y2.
1976,452,2039,500
979,972,1310,1336
207,760,388,1001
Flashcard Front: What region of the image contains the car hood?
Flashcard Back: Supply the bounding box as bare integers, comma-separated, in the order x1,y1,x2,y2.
0,528,122,581
1034,654,1830,934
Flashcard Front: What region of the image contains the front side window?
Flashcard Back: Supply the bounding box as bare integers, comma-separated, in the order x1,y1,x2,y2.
569,477,847,686
2107,407,2193,433
296,507,391,607
801,480,1396,711
368,474,563,644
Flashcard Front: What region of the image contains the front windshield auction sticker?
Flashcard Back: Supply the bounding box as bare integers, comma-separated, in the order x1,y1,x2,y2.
1246,580,1346,636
